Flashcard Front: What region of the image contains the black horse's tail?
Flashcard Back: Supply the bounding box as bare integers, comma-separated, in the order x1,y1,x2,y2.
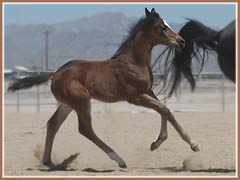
155,19,218,97
8,72,55,92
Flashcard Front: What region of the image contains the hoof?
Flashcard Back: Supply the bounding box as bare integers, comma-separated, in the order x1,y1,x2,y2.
119,163,127,169
191,143,200,152
43,161,67,171
150,142,158,151
44,153,79,171
42,160,53,168
50,164,68,171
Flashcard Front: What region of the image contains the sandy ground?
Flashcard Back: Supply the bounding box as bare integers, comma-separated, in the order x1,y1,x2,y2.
4,110,236,177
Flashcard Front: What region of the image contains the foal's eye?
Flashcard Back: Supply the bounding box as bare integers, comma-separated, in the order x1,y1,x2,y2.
160,26,167,32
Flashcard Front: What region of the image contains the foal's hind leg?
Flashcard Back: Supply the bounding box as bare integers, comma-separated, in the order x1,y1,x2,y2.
128,94,199,152
42,104,75,169
75,102,127,168
68,80,126,168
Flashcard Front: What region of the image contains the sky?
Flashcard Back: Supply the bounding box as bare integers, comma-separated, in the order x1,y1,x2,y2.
4,3,236,28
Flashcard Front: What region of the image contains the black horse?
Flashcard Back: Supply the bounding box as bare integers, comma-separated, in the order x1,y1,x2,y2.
154,19,236,97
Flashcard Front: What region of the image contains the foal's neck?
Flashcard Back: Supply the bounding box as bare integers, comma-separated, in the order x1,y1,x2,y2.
125,31,153,66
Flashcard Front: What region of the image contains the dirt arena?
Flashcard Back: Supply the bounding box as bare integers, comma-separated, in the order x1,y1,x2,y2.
3,79,237,177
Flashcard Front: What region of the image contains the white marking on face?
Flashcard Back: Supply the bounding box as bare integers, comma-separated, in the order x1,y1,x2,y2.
163,19,172,30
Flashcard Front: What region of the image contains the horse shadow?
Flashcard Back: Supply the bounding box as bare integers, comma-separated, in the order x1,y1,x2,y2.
157,166,236,173
27,167,117,173
26,167,78,172
82,168,116,173
28,166,235,174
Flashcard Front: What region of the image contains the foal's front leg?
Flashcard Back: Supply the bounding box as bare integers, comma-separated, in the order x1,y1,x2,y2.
150,116,168,151
127,94,199,152
146,90,168,151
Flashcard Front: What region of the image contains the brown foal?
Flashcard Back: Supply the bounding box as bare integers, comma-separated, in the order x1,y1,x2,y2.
8,8,199,170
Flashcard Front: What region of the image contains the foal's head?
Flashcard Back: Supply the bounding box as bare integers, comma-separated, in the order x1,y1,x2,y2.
144,8,185,49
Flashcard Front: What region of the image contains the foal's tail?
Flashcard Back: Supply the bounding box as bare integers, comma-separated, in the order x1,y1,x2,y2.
8,72,55,92
154,19,219,97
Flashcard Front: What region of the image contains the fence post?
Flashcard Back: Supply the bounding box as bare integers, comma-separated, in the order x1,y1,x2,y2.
104,103,107,113
221,74,225,112
37,85,40,112
163,91,166,105
37,72,40,112
16,91,20,112
16,71,20,112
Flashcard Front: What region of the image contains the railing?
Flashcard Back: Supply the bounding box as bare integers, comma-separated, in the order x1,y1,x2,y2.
4,75,235,113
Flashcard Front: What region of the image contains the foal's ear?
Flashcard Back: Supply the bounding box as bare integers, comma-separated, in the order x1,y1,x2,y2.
145,8,151,17
151,8,156,13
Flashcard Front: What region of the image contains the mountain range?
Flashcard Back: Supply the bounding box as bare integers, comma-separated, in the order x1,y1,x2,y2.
4,12,221,73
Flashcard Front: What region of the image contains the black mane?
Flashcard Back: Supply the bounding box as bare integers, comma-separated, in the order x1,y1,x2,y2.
111,12,159,59
111,17,146,59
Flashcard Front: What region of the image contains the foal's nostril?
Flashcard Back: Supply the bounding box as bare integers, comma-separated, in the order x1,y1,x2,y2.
178,39,185,48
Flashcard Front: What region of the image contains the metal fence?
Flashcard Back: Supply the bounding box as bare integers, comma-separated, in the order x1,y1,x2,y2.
4,74,236,113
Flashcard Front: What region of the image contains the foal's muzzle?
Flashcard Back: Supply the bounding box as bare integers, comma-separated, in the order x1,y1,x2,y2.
177,39,185,49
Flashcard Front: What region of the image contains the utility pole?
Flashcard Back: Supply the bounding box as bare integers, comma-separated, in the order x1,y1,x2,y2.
45,30,49,71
